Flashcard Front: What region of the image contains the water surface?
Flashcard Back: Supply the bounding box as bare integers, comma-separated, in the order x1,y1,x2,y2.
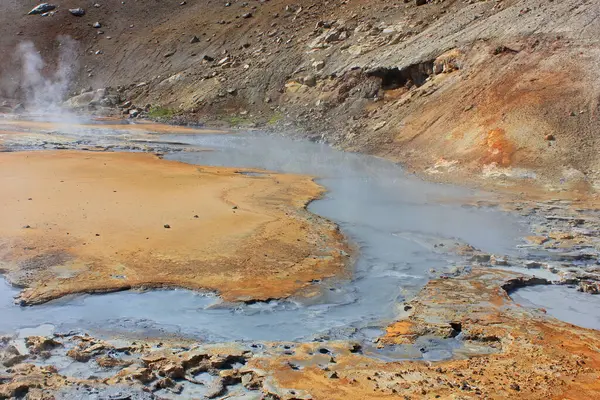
0,128,525,342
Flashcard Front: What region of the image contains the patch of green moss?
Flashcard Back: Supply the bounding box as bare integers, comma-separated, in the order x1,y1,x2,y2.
148,106,176,119
267,112,283,125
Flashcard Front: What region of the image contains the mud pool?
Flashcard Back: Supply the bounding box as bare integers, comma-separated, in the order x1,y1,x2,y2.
511,285,600,330
0,124,528,343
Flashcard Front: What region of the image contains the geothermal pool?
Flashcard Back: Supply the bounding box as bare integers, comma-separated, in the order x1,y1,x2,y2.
0,123,528,343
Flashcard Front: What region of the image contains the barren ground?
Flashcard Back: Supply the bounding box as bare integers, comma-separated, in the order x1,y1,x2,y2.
0,150,347,305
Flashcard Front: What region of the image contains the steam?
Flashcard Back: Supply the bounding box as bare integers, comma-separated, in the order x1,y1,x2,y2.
15,36,78,113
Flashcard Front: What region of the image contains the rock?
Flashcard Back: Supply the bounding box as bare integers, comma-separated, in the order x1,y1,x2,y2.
545,134,556,141
469,254,491,263
491,255,509,266
64,89,108,109
241,372,262,389
163,224,171,229
1,346,27,367
416,0,427,5
126,366,155,384
28,4,56,15
203,55,215,62
164,51,176,58
312,60,326,70
303,75,317,87
129,109,140,118
162,363,185,379
190,35,200,43
227,88,237,95
578,281,600,294
327,371,339,379
242,12,253,18
205,377,225,398
69,8,86,16
524,261,544,269
25,337,61,354
66,348,92,362
373,121,387,131
93,22,102,29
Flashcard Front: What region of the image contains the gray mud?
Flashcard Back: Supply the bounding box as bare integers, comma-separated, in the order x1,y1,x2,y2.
511,285,600,330
0,127,526,344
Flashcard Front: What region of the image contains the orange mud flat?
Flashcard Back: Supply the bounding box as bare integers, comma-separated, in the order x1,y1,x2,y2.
0,151,348,305
0,119,228,135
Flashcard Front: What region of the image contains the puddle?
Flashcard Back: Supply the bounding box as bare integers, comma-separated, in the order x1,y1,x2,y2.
0,128,526,347
511,285,600,330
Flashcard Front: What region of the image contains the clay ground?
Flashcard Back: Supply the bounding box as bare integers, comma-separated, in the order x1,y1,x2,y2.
0,149,348,305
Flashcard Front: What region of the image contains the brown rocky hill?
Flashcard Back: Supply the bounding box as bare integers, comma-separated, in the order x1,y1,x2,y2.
1,0,600,194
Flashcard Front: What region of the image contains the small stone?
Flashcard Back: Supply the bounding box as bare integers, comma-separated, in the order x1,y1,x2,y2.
164,224,171,229
69,8,85,16
242,12,253,18
93,22,102,28
164,51,176,58
232,206,238,210
545,134,555,141
190,36,200,43
303,75,317,87
510,383,520,391
327,371,339,379
28,3,56,15
312,60,325,70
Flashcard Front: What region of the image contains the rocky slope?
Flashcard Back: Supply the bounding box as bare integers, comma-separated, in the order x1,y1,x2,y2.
2,0,600,194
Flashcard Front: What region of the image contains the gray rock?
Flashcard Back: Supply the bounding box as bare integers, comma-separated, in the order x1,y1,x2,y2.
303,75,317,87
69,8,86,16
190,35,200,43
28,3,56,15
93,22,102,28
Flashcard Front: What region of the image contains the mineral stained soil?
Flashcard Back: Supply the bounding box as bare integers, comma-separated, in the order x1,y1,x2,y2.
1,120,600,400
0,150,347,305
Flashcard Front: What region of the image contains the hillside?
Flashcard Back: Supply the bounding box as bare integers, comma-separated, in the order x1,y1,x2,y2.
1,0,600,194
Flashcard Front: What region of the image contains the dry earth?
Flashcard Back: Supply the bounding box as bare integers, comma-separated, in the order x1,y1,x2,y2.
0,150,348,305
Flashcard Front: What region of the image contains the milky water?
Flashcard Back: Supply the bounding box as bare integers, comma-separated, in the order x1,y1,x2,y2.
511,285,600,330
0,129,525,342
